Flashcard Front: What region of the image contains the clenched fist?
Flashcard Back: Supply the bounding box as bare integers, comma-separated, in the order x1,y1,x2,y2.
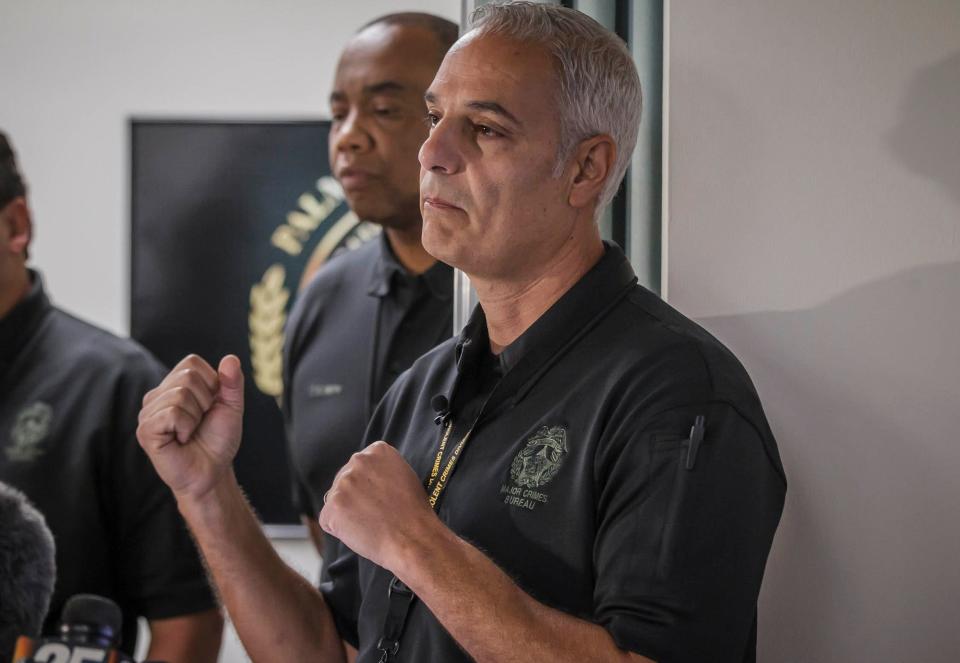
137,354,245,503
319,441,440,572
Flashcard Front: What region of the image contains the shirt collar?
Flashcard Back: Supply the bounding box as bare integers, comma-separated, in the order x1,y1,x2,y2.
454,241,637,401
366,232,453,301
0,269,52,367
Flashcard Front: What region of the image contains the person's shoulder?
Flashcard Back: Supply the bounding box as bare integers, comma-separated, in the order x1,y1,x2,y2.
604,284,760,406
44,307,165,381
299,236,381,299
376,336,458,406
390,335,458,387
362,336,458,445
287,237,380,330
413,335,459,368
596,287,781,475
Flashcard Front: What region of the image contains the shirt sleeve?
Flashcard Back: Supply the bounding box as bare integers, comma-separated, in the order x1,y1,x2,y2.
592,401,786,662
107,351,217,620
318,536,361,649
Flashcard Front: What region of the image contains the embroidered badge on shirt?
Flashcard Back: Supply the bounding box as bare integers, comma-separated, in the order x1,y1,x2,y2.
308,383,343,398
5,402,53,463
500,425,568,511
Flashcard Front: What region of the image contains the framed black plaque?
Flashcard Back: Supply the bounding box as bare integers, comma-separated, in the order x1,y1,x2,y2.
130,120,377,527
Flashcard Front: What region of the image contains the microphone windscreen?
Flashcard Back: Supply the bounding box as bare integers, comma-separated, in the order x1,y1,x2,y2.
0,481,56,653
61,595,122,635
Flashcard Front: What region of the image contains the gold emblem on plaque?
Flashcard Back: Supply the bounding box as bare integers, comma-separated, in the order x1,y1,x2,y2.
248,176,378,398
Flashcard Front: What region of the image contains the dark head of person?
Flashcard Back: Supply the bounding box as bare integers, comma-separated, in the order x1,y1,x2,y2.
0,482,56,659
328,13,458,233
0,132,27,211
0,131,33,318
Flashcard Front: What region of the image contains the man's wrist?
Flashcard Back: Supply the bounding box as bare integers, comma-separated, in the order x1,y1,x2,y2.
389,511,460,592
176,470,242,529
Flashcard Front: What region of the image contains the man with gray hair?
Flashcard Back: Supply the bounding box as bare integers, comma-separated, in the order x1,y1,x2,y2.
137,3,786,662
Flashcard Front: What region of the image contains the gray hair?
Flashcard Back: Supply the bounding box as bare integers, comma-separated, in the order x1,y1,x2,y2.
469,2,642,214
0,482,56,656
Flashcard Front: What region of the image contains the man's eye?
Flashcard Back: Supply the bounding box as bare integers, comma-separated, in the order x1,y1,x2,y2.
374,107,398,117
474,124,500,138
425,113,440,128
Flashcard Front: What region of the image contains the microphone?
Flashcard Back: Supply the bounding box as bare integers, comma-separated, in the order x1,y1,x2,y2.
10,594,163,663
431,394,450,425
58,595,122,650
0,482,55,661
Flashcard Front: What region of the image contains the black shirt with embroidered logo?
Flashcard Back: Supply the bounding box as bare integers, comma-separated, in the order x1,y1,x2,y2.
0,272,216,654
282,232,453,521
320,242,787,663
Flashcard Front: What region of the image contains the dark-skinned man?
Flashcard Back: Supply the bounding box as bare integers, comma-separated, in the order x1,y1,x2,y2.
283,12,458,563
138,3,786,662
0,132,223,661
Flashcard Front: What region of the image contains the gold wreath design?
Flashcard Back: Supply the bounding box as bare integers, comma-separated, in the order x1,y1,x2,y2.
249,264,289,397
248,206,370,400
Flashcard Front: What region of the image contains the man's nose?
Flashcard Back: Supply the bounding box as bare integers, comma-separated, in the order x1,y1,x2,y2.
418,118,463,175
332,109,372,154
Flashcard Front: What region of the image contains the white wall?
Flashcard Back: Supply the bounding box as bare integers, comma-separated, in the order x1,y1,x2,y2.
0,0,459,335
0,2,459,661
666,1,960,660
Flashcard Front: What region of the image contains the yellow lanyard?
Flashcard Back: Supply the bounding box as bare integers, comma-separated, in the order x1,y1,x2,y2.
425,420,474,509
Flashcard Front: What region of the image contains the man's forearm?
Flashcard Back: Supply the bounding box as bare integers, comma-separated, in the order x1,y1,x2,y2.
394,523,652,663
177,472,344,663
146,609,223,663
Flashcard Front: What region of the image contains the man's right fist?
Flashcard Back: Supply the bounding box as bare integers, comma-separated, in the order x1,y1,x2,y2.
137,354,245,503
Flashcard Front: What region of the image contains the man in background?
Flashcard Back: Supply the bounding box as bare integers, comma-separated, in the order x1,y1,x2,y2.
0,131,222,662
283,12,458,558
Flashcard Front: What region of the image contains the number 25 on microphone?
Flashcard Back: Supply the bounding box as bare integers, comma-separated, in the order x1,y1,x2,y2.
13,641,117,663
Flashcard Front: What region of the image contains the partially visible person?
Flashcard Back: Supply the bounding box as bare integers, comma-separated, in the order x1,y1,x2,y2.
0,481,55,660
0,131,222,662
283,12,458,557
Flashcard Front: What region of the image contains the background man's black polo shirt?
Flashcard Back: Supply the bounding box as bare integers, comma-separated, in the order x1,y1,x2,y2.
322,243,787,663
282,233,452,521
0,272,216,654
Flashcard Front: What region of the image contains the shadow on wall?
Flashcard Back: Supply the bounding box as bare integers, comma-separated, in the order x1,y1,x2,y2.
887,50,960,207
702,260,960,662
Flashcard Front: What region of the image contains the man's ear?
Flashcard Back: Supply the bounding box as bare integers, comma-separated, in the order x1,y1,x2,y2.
2,197,32,257
566,135,617,214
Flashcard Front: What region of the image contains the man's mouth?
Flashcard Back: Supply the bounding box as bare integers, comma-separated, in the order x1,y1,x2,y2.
422,195,463,211
337,168,377,191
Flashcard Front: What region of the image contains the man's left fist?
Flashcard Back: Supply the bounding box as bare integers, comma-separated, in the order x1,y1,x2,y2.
319,441,439,571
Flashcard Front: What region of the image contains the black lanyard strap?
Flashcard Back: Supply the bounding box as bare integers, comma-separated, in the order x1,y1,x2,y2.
376,351,508,660
376,418,476,660
376,576,416,662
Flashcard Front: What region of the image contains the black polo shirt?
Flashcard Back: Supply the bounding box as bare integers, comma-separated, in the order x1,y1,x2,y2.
321,243,787,663
0,272,216,654
282,232,453,522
